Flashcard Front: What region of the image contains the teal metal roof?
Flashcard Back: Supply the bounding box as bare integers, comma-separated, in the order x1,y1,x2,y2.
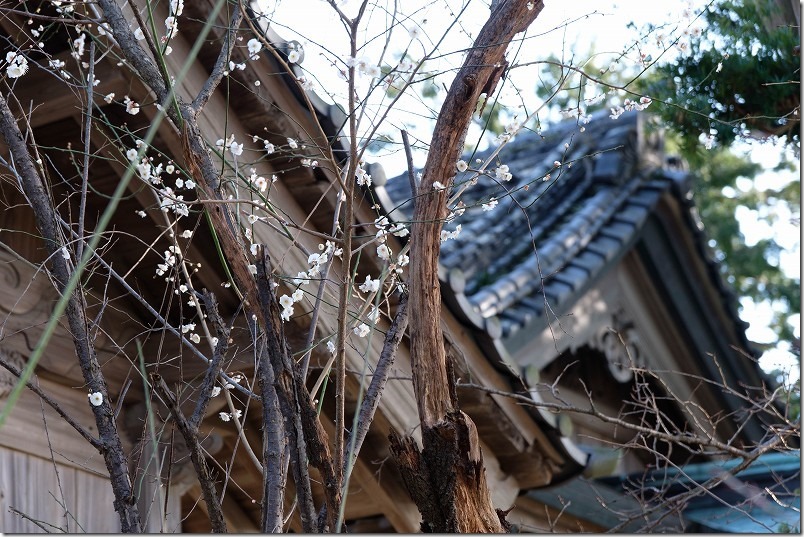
602,450,801,533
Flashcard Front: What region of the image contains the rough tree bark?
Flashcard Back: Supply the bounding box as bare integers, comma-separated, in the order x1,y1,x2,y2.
392,0,544,532
0,93,143,532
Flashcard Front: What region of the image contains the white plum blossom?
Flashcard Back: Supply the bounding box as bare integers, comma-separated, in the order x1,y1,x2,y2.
264,141,275,154
456,160,468,173
440,224,462,243
5,52,29,78
359,275,380,294
247,38,262,58
124,96,140,115
353,323,370,338
355,165,372,186
495,164,512,182
126,148,138,161
229,140,243,157
291,289,304,302
408,26,421,39
505,119,521,137
326,340,336,355
388,224,408,237
365,64,380,78
397,253,409,267
88,392,103,406
211,386,221,397
170,0,184,16
279,294,294,322
287,137,298,149
287,50,301,63
609,106,625,120
219,412,231,422
71,33,86,59
164,16,178,39
377,244,391,260
181,323,195,333
190,333,201,344
432,181,446,191
134,27,145,41
482,197,498,212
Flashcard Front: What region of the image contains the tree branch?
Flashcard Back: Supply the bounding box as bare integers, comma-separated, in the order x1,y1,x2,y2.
347,293,409,469
189,292,230,430
151,374,227,533
0,356,101,450
193,4,244,112
95,0,168,102
0,91,142,533
408,0,543,427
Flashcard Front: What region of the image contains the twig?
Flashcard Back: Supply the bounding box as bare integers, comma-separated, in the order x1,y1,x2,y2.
151,374,227,533
347,293,409,469
460,382,797,459
77,41,95,262
401,130,418,201
189,292,230,429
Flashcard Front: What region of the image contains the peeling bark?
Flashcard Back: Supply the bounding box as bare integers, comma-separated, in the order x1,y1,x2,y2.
396,0,544,531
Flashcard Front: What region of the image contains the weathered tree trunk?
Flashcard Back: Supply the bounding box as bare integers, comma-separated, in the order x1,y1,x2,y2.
394,0,543,532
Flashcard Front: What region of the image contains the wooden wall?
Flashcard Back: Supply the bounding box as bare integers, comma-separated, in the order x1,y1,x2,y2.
0,447,121,533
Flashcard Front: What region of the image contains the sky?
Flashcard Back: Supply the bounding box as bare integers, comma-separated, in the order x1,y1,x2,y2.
266,0,800,384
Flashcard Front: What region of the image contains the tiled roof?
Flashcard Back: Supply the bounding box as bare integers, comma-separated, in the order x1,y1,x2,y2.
378,110,752,354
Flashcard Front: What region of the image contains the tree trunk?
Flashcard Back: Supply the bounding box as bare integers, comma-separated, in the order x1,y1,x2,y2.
394,0,543,531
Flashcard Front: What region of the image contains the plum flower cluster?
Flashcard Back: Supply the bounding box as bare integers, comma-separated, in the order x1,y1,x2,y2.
355,163,372,186
286,42,302,64
279,241,343,321
495,164,512,182
440,224,462,243
126,142,192,219
482,197,498,212
247,38,262,60
345,55,380,78
4,52,29,79
610,96,652,119
219,409,243,422
245,168,275,193
373,216,410,273
155,245,180,277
